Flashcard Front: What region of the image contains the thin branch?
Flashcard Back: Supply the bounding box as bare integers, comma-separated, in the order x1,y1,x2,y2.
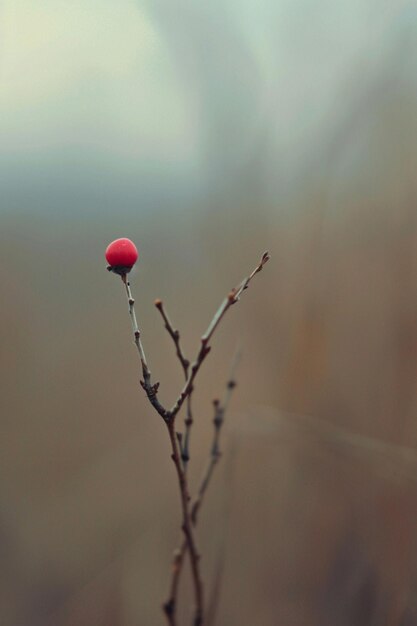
121,275,168,419
169,251,270,420
121,277,203,625
155,299,190,374
155,299,194,468
182,394,194,467
191,349,240,526
165,419,204,626
116,253,269,626
164,351,240,621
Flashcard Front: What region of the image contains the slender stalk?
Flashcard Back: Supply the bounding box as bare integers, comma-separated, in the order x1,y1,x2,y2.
121,274,168,419
121,276,203,625
112,253,269,625
155,299,190,373
155,300,194,468
164,352,240,620
165,419,204,626
169,251,269,419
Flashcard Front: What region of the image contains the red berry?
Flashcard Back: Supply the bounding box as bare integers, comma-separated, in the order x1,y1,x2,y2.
105,238,138,273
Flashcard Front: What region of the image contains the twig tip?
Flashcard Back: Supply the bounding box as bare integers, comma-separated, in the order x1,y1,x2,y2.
261,250,271,264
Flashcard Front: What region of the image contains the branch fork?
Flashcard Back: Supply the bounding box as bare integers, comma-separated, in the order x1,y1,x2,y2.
114,252,269,625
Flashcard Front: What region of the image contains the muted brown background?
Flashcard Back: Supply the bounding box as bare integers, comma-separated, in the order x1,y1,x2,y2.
1,2,417,625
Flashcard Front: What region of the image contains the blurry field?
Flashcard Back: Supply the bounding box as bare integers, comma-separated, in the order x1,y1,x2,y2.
1,2,417,625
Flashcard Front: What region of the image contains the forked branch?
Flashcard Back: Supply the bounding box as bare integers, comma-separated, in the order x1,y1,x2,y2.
117,251,269,626
155,300,194,468
164,351,240,623
168,251,270,420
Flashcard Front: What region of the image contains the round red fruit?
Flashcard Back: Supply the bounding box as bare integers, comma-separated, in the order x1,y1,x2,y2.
105,238,138,271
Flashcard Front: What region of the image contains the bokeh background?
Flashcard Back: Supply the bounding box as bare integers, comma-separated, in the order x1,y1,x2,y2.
1,1,417,625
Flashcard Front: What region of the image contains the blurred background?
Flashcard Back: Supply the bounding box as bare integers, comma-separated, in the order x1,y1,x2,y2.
1,1,417,624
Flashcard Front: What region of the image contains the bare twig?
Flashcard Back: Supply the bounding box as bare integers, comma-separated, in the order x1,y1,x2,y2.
121,275,168,420
191,349,240,526
165,419,204,626
121,278,203,624
155,299,190,373
155,300,194,468
182,394,194,467
164,351,240,621
169,251,270,420
115,252,269,626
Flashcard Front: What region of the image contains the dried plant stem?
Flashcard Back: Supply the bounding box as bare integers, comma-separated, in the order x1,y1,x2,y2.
168,251,270,420
182,394,193,468
155,300,194,468
117,252,269,626
155,299,190,373
192,349,239,525
121,275,167,419
165,353,239,623
120,278,202,624
166,419,204,626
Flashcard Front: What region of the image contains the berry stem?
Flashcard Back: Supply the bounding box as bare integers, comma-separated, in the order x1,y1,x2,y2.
121,274,168,419
121,274,204,623
122,274,148,365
